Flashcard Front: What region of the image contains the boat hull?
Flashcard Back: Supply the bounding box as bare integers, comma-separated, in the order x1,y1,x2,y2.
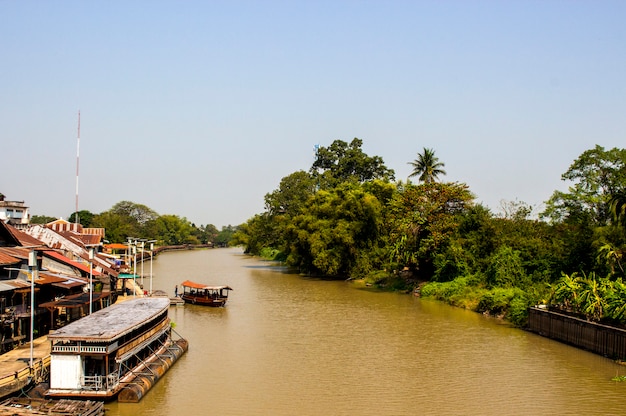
181,294,227,307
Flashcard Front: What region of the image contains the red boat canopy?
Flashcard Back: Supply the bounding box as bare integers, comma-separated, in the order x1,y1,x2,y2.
181,280,233,291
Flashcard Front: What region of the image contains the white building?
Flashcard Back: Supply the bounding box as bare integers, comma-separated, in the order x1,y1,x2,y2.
0,193,30,225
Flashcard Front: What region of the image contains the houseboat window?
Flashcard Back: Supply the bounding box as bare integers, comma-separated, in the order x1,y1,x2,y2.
84,356,106,377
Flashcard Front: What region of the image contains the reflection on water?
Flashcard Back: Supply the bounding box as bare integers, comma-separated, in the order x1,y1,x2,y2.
107,248,626,416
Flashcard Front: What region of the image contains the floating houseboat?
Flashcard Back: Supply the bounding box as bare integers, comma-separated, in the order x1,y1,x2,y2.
45,297,187,402
180,280,232,307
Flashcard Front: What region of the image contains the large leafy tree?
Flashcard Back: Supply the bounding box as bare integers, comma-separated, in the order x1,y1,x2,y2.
310,138,395,188
92,211,138,243
283,183,383,278
199,224,219,244
408,147,446,183
216,225,237,247
541,146,626,279
68,210,96,227
231,214,277,255
542,145,626,225
152,215,198,245
386,181,473,278
93,201,159,242
109,201,159,226
30,215,57,224
264,171,317,216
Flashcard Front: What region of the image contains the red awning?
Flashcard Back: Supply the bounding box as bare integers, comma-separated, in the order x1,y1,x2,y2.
43,250,102,276
181,280,233,291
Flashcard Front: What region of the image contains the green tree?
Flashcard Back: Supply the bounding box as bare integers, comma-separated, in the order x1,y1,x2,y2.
231,214,276,255
110,201,159,227
92,201,160,242
386,182,473,278
284,183,383,278
485,245,527,289
577,272,607,321
199,224,220,244
550,272,582,311
605,278,626,321
68,210,96,227
153,215,198,245
454,204,497,274
408,147,446,183
310,138,395,188
30,215,57,224
542,145,626,225
610,190,626,228
597,243,625,278
92,211,137,243
216,225,237,247
264,171,317,216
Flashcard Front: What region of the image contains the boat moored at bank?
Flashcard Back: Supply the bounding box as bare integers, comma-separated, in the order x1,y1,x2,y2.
45,297,187,402
180,280,232,307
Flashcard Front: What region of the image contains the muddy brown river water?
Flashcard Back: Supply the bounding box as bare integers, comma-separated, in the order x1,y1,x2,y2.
106,247,626,415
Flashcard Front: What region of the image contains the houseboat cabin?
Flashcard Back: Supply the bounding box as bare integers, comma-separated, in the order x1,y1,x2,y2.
180,280,232,307
46,297,175,401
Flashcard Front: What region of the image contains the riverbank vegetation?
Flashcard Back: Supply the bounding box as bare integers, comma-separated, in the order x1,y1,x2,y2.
232,140,626,327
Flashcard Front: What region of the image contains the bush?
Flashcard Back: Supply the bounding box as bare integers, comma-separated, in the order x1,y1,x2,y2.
421,277,487,310
421,277,469,301
476,287,532,326
477,288,517,314
485,245,528,289
364,270,391,285
508,293,531,327
259,247,284,261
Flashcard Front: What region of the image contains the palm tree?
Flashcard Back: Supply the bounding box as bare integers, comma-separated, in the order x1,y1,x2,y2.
408,147,446,183
577,272,607,321
605,278,626,322
609,190,626,227
551,272,582,311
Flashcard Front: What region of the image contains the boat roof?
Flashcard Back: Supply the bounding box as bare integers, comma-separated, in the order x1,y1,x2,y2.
181,280,233,291
48,297,169,343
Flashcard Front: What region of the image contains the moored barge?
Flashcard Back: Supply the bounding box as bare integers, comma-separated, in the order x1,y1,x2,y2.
45,297,187,402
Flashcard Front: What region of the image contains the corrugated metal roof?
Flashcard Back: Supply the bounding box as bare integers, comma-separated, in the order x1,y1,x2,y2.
0,246,32,261
57,230,101,247
0,250,20,266
43,250,102,276
48,297,169,342
0,279,31,292
38,271,87,287
5,223,45,247
21,225,81,255
40,291,110,309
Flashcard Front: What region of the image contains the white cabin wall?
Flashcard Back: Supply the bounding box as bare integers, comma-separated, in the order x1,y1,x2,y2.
50,354,83,389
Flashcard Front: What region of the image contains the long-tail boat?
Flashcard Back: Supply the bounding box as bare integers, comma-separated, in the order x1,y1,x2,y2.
180,280,232,307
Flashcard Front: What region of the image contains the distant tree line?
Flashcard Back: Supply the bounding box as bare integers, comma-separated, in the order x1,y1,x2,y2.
31,202,237,247
232,139,626,327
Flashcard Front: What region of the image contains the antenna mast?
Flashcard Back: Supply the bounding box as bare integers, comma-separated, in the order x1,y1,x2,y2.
75,110,80,224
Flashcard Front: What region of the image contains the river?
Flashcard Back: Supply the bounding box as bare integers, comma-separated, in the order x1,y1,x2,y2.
106,247,626,415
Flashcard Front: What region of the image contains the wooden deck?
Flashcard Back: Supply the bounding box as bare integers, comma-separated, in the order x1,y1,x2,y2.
0,397,104,416
0,336,50,399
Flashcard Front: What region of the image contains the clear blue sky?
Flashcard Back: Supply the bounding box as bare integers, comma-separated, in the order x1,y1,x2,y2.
2,1,624,228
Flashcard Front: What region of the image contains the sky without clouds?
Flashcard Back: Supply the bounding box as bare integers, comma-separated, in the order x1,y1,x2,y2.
1,1,625,228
